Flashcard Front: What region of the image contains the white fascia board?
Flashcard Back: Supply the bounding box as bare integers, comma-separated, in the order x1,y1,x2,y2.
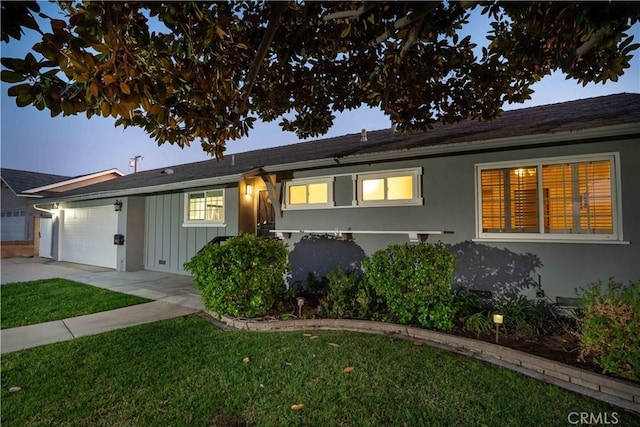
22,168,126,194
43,173,245,203
263,123,639,172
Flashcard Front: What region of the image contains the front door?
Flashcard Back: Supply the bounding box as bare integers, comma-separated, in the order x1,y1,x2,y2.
257,190,275,237
39,218,52,258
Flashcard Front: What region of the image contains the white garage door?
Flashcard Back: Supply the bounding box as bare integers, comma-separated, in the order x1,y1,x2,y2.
61,206,118,269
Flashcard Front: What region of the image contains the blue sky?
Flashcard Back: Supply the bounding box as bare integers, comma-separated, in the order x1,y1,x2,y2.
1,5,638,177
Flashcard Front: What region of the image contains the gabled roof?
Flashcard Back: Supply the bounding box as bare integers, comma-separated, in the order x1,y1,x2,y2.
42,93,640,202
22,168,124,194
0,168,71,195
1,168,125,198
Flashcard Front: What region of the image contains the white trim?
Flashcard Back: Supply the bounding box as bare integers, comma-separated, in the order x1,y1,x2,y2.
473,238,630,245
475,152,623,242
22,169,125,194
39,173,246,203
354,167,423,207
182,188,226,227
283,176,335,210
272,229,453,242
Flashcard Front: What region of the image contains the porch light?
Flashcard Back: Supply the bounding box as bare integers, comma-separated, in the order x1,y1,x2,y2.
114,200,123,212
493,313,504,343
245,184,253,197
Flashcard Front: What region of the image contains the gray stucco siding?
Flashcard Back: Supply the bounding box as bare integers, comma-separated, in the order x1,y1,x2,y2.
144,186,239,274
277,138,640,301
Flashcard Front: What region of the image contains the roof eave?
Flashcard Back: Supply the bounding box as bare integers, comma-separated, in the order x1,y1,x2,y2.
22,168,125,194
262,123,640,172
41,172,247,203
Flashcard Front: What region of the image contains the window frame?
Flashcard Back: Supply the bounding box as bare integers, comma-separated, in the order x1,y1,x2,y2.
354,167,423,207
475,153,623,242
283,177,335,210
182,188,226,227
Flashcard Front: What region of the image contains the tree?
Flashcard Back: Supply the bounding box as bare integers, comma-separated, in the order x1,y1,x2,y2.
2,1,639,158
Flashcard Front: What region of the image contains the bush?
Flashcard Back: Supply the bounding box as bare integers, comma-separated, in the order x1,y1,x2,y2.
495,295,548,336
463,311,494,337
364,242,456,330
577,279,640,380
452,289,483,320
319,268,379,320
183,234,289,318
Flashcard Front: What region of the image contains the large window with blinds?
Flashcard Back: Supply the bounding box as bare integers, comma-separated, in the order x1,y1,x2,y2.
477,154,621,241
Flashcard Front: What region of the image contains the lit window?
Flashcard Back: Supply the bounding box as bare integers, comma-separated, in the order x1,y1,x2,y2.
184,189,224,226
477,154,620,241
284,178,334,209
356,168,422,206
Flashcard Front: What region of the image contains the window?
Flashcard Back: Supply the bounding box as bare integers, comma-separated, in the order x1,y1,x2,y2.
356,168,422,206
284,178,334,209
183,189,224,226
477,154,621,241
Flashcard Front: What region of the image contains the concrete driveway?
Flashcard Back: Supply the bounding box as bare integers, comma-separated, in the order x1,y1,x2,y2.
1,258,204,310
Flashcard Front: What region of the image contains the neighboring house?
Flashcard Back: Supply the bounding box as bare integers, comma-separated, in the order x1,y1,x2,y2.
37,94,640,302
0,168,124,254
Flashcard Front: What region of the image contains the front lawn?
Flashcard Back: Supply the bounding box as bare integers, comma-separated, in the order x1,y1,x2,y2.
1,278,151,329
2,315,636,426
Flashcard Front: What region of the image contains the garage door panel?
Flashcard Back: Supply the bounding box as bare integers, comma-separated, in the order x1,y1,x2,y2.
61,206,117,268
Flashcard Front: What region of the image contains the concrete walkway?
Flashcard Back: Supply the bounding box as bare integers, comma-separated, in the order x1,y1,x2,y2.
1,258,205,354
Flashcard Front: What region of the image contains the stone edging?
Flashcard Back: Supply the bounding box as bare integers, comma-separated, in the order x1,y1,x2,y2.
213,314,640,413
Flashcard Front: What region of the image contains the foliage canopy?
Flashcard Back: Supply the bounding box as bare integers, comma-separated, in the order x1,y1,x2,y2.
2,1,639,157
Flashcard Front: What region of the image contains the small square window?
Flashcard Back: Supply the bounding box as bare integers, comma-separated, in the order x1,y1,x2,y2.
183,189,225,226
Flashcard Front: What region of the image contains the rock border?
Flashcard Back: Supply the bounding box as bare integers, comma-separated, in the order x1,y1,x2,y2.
214,314,640,413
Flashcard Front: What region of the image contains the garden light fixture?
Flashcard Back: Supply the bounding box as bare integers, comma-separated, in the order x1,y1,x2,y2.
493,313,503,343
296,297,305,318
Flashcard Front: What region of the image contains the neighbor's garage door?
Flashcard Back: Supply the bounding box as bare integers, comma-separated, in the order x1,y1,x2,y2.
61,206,118,269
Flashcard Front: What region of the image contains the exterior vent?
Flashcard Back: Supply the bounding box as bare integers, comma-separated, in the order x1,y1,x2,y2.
361,129,368,142
161,168,174,175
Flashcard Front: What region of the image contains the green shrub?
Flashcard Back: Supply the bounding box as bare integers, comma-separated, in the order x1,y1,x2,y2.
453,289,483,319
463,311,494,337
495,295,548,336
577,279,640,380
364,242,456,330
183,234,289,318
319,268,379,319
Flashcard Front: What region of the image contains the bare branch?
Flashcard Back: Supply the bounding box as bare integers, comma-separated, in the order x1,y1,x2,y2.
323,4,375,21
575,27,607,57
241,2,287,109
375,5,435,45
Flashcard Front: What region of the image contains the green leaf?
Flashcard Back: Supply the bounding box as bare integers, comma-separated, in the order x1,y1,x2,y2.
1,71,26,83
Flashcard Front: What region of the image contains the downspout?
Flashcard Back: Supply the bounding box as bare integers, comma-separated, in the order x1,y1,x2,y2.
33,203,57,214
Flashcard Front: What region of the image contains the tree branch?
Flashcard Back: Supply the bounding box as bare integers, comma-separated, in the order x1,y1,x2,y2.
323,4,376,21
575,27,607,57
241,2,287,109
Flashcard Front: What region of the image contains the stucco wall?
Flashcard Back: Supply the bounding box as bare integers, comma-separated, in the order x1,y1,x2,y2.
276,138,640,301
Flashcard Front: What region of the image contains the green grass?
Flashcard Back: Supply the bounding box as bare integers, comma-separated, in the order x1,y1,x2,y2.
2,315,636,426
1,278,151,329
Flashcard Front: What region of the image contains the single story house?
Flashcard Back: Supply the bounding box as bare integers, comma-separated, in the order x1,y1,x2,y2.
1,168,123,248
35,93,640,302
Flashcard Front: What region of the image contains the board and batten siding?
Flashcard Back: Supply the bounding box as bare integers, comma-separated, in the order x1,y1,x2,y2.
144,189,239,274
